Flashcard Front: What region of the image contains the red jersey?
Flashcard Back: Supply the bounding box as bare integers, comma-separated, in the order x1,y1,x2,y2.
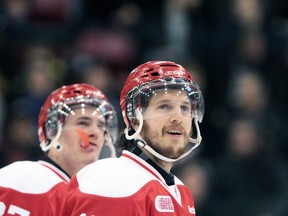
0,160,70,216
61,150,196,216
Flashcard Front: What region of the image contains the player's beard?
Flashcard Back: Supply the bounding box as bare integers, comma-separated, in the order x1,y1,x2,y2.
140,122,190,160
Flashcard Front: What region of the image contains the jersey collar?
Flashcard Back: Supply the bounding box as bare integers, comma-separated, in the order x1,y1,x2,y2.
38,157,70,182
124,147,175,186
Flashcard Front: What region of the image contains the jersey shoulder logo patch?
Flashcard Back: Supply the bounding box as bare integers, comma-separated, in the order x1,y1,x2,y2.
155,195,174,212
188,205,196,215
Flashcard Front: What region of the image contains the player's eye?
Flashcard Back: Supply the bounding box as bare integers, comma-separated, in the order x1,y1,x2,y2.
78,121,90,127
181,105,191,115
158,104,172,110
97,121,106,131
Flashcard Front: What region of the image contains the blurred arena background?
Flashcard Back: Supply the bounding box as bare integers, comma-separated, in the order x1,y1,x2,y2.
0,0,288,215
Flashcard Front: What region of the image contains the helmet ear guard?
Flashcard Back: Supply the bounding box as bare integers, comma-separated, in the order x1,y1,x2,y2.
40,120,63,152
124,108,143,141
39,104,67,152
44,106,63,140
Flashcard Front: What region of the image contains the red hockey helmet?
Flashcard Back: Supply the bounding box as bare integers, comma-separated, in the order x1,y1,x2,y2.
120,61,205,127
38,83,118,150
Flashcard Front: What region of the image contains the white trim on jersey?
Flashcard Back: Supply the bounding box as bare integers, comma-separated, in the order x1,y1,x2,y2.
76,150,185,204
38,160,70,183
0,160,69,193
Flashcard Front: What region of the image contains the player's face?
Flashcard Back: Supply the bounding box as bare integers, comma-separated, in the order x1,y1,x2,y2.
58,106,106,170
140,89,193,159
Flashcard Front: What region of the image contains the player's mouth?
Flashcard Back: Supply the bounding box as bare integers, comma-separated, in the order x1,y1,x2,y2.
89,142,97,147
168,130,182,134
83,142,99,152
166,129,184,137
80,141,98,149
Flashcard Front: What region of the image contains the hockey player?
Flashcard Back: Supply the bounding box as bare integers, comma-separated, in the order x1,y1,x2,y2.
61,61,205,216
0,83,118,216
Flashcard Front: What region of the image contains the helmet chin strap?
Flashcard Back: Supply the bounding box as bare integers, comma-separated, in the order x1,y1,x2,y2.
40,121,63,152
124,108,202,163
124,108,143,141
189,117,202,148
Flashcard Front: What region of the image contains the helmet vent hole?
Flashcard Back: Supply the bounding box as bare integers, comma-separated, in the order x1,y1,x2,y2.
150,72,160,76
73,90,81,94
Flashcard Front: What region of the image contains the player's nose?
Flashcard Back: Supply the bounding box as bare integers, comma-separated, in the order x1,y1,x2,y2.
169,107,184,123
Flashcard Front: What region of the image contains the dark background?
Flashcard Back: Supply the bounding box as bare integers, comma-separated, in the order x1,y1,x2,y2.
0,0,288,215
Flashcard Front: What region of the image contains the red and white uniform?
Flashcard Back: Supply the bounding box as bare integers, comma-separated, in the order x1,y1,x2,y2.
61,150,196,216
0,160,69,216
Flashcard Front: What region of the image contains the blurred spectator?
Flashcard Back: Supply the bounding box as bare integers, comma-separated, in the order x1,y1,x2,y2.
226,67,269,116
0,112,41,167
211,117,288,216
74,28,137,70
110,2,142,31
231,0,266,32
9,44,65,125
30,0,74,24
234,31,268,68
78,63,114,94
163,0,203,61
3,0,32,23
138,0,204,63
224,67,282,152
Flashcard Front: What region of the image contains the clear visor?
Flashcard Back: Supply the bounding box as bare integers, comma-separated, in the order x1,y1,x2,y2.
46,96,119,144
129,78,204,123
